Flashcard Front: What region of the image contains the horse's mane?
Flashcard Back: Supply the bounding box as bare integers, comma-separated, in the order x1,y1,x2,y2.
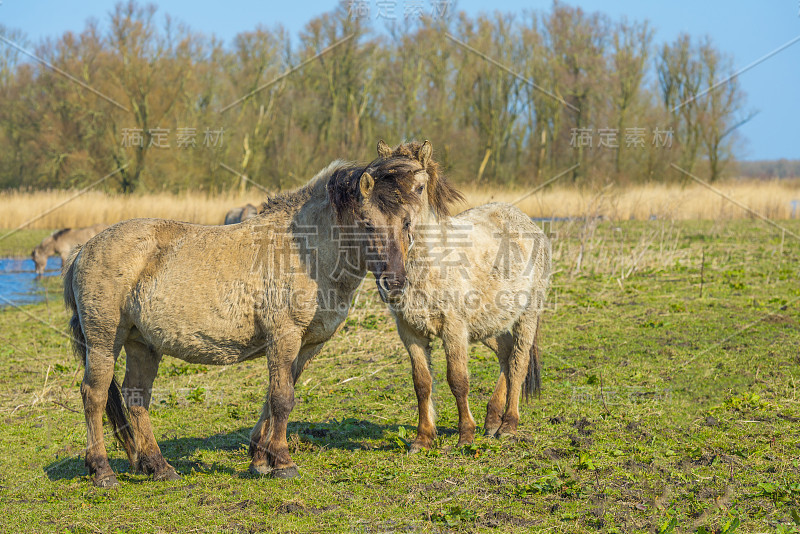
388,141,464,218
327,159,424,221
259,159,423,222
51,228,71,240
257,163,335,216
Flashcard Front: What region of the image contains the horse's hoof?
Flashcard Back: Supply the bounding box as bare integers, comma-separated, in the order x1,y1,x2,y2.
248,463,271,476
484,427,500,438
456,438,474,448
497,427,517,439
271,466,299,479
408,441,430,454
153,469,181,482
93,474,118,488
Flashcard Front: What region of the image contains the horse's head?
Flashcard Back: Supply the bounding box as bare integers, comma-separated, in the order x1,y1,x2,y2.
361,139,464,301
376,139,464,221
32,245,48,275
327,151,433,300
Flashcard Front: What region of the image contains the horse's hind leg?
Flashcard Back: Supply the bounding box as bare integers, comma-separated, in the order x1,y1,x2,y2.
81,343,120,488
482,332,513,437
498,311,540,437
442,323,476,447
121,340,179,481
396,320,436,453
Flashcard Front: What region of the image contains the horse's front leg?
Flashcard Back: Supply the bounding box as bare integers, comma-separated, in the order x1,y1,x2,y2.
248,341,324,458
249,331,302,478
442,323,476,448
397,320,435,453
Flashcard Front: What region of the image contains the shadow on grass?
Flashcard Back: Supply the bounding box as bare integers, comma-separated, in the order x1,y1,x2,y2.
44,418,456,482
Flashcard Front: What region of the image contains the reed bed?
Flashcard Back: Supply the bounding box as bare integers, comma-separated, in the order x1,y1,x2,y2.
462,179,800,221
0,190,257,229
1,180,798,229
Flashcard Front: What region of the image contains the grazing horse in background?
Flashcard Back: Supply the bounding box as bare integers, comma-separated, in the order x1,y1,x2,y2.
375,140,551,452
224,203,258,224
32,224,108,275
63,151,452,487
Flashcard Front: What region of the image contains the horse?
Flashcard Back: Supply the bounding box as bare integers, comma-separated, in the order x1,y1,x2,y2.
63,148,456,487
224,203,259,225
32,223,108,275
375,140,551,452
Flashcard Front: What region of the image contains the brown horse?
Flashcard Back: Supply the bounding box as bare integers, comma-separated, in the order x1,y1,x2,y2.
63,150,455,487
32,224,108,275
375,141,551,452
223,203,258,224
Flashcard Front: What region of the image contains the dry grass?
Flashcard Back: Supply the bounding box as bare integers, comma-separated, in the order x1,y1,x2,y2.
462,179,800,221
1,179,799,229
0,190,260,229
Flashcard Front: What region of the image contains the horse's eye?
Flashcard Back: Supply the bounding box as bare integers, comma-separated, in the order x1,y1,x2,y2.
403,219,411,231
363,223,375,233
416,185,424,195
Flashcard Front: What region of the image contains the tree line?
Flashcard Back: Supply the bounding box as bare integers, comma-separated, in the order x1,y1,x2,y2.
0,1,754,194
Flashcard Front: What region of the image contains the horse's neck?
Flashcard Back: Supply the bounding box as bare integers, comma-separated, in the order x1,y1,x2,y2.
296,188,367,295
409,210,450,263
40,238,56,255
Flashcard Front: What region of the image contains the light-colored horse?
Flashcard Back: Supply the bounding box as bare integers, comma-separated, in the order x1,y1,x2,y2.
376,141,551,452
224,203,259,224
32,224,108,275
63,150,452,487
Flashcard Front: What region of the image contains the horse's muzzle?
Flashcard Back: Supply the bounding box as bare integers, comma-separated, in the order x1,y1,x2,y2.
377,273,406,302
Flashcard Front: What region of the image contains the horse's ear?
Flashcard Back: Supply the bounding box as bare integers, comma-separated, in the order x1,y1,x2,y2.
419,140,432,168
377,140,392,158
359,172,375,199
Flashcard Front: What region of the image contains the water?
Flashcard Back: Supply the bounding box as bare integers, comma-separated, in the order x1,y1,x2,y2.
0,256,61,308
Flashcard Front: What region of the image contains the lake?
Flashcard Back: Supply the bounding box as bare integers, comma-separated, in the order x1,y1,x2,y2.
0,256,61,308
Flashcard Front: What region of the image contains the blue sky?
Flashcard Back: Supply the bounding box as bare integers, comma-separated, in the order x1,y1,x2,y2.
2,0,798,160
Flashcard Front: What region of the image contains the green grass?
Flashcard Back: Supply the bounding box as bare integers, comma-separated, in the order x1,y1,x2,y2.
0,228,53,258
1,220,799,533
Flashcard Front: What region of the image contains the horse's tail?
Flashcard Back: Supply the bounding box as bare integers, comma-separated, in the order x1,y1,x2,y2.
522,317,542,402
63,245,135,453
105,377,135,458
63,245,84,362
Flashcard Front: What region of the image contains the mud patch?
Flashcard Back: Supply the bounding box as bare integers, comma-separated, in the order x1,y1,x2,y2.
276,501,337,515
573,417,593,435
569,434,594,449
478,511,536,528
484,474,509,486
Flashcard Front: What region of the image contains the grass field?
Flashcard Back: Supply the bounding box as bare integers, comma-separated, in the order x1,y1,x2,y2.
0,219,799,533
1,179,799,232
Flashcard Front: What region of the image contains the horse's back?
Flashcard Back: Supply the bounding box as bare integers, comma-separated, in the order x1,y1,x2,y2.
451,202,548,278
71,218,191,307
58,223,109,250
224,207,244,224
455,202,544,238
71,217,315,364
224,204,258,225
401,203,550,340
